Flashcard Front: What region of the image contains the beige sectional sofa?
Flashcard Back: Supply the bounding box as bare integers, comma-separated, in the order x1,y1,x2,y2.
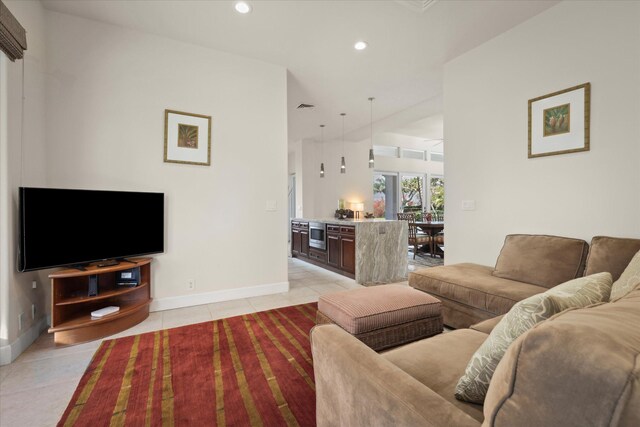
312,284,640,427
409,235,640,328
311,235,640,426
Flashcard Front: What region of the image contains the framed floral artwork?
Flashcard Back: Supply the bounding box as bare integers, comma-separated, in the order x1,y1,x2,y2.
528,83,590,158
164,109,212,166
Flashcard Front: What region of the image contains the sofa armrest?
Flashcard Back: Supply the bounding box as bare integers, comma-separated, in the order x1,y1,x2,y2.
311,324,481,427
470,315,505,335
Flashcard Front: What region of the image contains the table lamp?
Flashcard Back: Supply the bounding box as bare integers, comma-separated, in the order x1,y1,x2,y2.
350,202,365,219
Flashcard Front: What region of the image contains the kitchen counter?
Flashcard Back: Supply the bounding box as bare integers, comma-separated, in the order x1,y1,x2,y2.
292,217,398,226
291,218,408,284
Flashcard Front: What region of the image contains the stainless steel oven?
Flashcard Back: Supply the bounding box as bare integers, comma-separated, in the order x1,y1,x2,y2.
309,222,326,251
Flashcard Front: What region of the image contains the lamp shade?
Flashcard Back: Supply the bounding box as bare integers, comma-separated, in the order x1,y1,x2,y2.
350,202,364,212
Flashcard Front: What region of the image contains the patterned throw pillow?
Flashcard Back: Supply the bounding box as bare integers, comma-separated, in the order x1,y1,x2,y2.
454,272,613,404
610,250,640,301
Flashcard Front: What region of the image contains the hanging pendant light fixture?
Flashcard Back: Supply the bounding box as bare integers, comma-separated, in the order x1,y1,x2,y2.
319,124,325,178
368,97,375,168
340,113,346,174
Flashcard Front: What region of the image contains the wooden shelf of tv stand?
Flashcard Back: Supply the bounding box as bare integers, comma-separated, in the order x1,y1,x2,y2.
49,258,152,345
49,300,151,333
49,258,150,278
55,282,149,306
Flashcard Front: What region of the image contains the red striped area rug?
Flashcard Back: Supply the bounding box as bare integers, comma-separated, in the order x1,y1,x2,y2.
59,303,318,426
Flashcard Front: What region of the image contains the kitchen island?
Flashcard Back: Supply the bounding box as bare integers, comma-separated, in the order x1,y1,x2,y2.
291,218,408,285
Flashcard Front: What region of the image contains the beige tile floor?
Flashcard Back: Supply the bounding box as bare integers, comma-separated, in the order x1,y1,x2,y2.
0,257,408,426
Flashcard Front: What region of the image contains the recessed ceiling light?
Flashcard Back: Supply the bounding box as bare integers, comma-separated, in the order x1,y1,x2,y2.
235,1,252,14
354,41,368,51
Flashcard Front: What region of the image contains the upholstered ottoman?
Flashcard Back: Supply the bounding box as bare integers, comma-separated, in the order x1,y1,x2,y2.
316,285,443,351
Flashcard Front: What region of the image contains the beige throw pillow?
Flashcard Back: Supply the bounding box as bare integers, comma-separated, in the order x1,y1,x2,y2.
455,272,613,404
610,250,640,301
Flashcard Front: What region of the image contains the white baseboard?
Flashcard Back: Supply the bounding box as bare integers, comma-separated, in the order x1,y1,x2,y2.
0,317,49,366
149,281,290,312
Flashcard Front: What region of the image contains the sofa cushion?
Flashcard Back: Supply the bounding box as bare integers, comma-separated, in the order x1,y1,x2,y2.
410,263,547,317
611,250,640,301
383,328,487,423
492,234,589,288
469,315,504,335
317,285,441,334
584,236,640,281
483,285,640,427
455,272,613,404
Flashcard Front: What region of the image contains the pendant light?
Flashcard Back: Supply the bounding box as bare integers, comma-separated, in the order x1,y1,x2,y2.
340,113,346,174
319,124,325,178
368,97,375,168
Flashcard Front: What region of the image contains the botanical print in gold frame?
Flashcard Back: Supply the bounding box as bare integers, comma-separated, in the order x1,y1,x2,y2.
528,83,590,159
543,103,570,137
177,124,199,149
164,109,212,166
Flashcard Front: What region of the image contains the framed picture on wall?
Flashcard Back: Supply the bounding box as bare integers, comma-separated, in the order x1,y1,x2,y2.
528,82,590,158
164,109,212,166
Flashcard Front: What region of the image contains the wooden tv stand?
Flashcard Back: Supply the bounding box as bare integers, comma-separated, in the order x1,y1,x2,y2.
49,258,152,345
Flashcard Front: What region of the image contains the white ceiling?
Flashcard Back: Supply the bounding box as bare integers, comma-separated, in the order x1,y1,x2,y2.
392,114,444,140
42,0,558,143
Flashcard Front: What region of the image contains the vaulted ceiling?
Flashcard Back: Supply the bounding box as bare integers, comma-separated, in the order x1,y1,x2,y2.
42,0,558,143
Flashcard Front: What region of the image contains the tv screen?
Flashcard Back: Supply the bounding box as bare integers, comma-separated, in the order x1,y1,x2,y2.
19,187,164,271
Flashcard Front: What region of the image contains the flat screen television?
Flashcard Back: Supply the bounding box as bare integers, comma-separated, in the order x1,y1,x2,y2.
18,187,164,271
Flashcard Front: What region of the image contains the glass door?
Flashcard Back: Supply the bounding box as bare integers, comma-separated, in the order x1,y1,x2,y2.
372,173,399,220
400,174,425,219
429,176,444,221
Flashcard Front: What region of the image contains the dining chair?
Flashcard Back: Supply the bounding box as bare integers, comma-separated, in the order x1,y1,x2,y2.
397,213,431,259
435,230,444,258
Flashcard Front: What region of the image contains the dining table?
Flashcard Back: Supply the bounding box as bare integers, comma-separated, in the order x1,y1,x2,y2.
415,221,444,258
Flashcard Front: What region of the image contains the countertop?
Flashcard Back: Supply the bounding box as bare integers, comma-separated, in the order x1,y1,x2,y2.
292,217,400,226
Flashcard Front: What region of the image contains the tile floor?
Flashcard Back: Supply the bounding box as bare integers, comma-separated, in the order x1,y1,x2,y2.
0,257,409,426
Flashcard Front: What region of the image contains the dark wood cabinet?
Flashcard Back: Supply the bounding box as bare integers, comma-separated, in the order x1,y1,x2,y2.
327,233,341,267
291,221,355,277
309,248,328,264
291,228,301,255
296,221,356,279
300,230,310,257
340,235,356,274
291,221,309,257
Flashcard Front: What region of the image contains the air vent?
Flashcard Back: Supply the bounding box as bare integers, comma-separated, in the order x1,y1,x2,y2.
395,0,438,13
297,103,315,109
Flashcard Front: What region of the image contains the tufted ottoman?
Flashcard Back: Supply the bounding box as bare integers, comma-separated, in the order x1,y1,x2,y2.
316,285,443,351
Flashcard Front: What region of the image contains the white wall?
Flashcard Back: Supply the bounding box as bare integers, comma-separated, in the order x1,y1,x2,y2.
44,11,288,309
0,0,49,363
300,137,373,218
374,132,444,177
296,133,443,219
444,0,640,266
289,140,304,218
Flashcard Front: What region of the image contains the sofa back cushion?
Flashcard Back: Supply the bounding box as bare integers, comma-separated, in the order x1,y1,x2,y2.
483,285,640,427
610,249,640,301
455,272,612,404
584,236,640,281
492,234,589,288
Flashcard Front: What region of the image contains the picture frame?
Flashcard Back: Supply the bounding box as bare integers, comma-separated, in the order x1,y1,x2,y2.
164,109,212,166
528,82,590,159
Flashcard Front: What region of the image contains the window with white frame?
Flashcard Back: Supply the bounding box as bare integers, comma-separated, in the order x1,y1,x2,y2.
401,148,427,161
373,145,399,158
430,152,444,162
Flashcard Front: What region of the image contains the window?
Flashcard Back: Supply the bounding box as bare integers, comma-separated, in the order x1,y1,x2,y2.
400,175,425,215
373,173,399,219
373,145,399,158
429,176,444,221
401,149,426,161
430,152,444,162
